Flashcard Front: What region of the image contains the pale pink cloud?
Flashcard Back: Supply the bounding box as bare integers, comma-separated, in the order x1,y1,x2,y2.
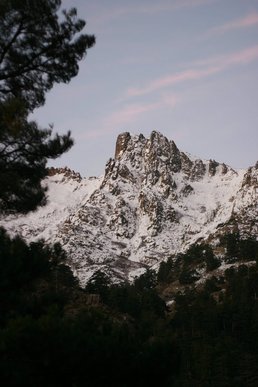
210,12,258,34
127,67,221,97
78,102,161,140
80,95,180,140
191,45,258,68
127,45,258,97
106,95,179,128
161,93,180,108
107,102,161,127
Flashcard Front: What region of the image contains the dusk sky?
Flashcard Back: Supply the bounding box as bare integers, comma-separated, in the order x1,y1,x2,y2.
32,0,258,177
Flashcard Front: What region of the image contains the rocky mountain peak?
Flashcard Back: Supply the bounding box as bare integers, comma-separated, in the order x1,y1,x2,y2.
1,131,257,285
104,131,235,192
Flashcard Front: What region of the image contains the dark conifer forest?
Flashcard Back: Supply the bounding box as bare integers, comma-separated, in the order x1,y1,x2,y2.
1,228,258,386
1,1,258,386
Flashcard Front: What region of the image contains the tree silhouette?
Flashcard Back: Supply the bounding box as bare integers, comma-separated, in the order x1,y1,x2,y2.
0,0,95,214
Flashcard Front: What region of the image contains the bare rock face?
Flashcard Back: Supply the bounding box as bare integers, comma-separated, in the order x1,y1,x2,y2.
190,159,206,181
48,167,82,182
1,131,257,285
181,184,194,197
242,166,258,188
115,132,131,159
208,160,219,176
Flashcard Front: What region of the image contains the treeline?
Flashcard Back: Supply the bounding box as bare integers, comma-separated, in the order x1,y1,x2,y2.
158,243,221,286
157,234,258,286
1,229,258,386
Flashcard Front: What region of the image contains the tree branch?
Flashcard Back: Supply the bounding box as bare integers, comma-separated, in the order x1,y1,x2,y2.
0,20,24,65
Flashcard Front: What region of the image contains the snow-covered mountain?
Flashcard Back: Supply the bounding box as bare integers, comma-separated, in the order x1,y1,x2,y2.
1,131,258,284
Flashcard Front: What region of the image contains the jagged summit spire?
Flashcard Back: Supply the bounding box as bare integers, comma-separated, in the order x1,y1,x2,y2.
114,131,178,160
113,131,184,169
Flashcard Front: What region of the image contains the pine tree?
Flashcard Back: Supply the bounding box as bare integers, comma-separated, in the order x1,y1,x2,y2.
0,98,74,213
0,0,95,214
0,0,95,110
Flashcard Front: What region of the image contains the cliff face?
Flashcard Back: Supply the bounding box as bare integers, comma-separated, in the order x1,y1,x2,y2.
1,131,257,284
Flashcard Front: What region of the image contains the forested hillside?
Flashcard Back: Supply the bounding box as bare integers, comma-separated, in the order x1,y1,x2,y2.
1,229,258,386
